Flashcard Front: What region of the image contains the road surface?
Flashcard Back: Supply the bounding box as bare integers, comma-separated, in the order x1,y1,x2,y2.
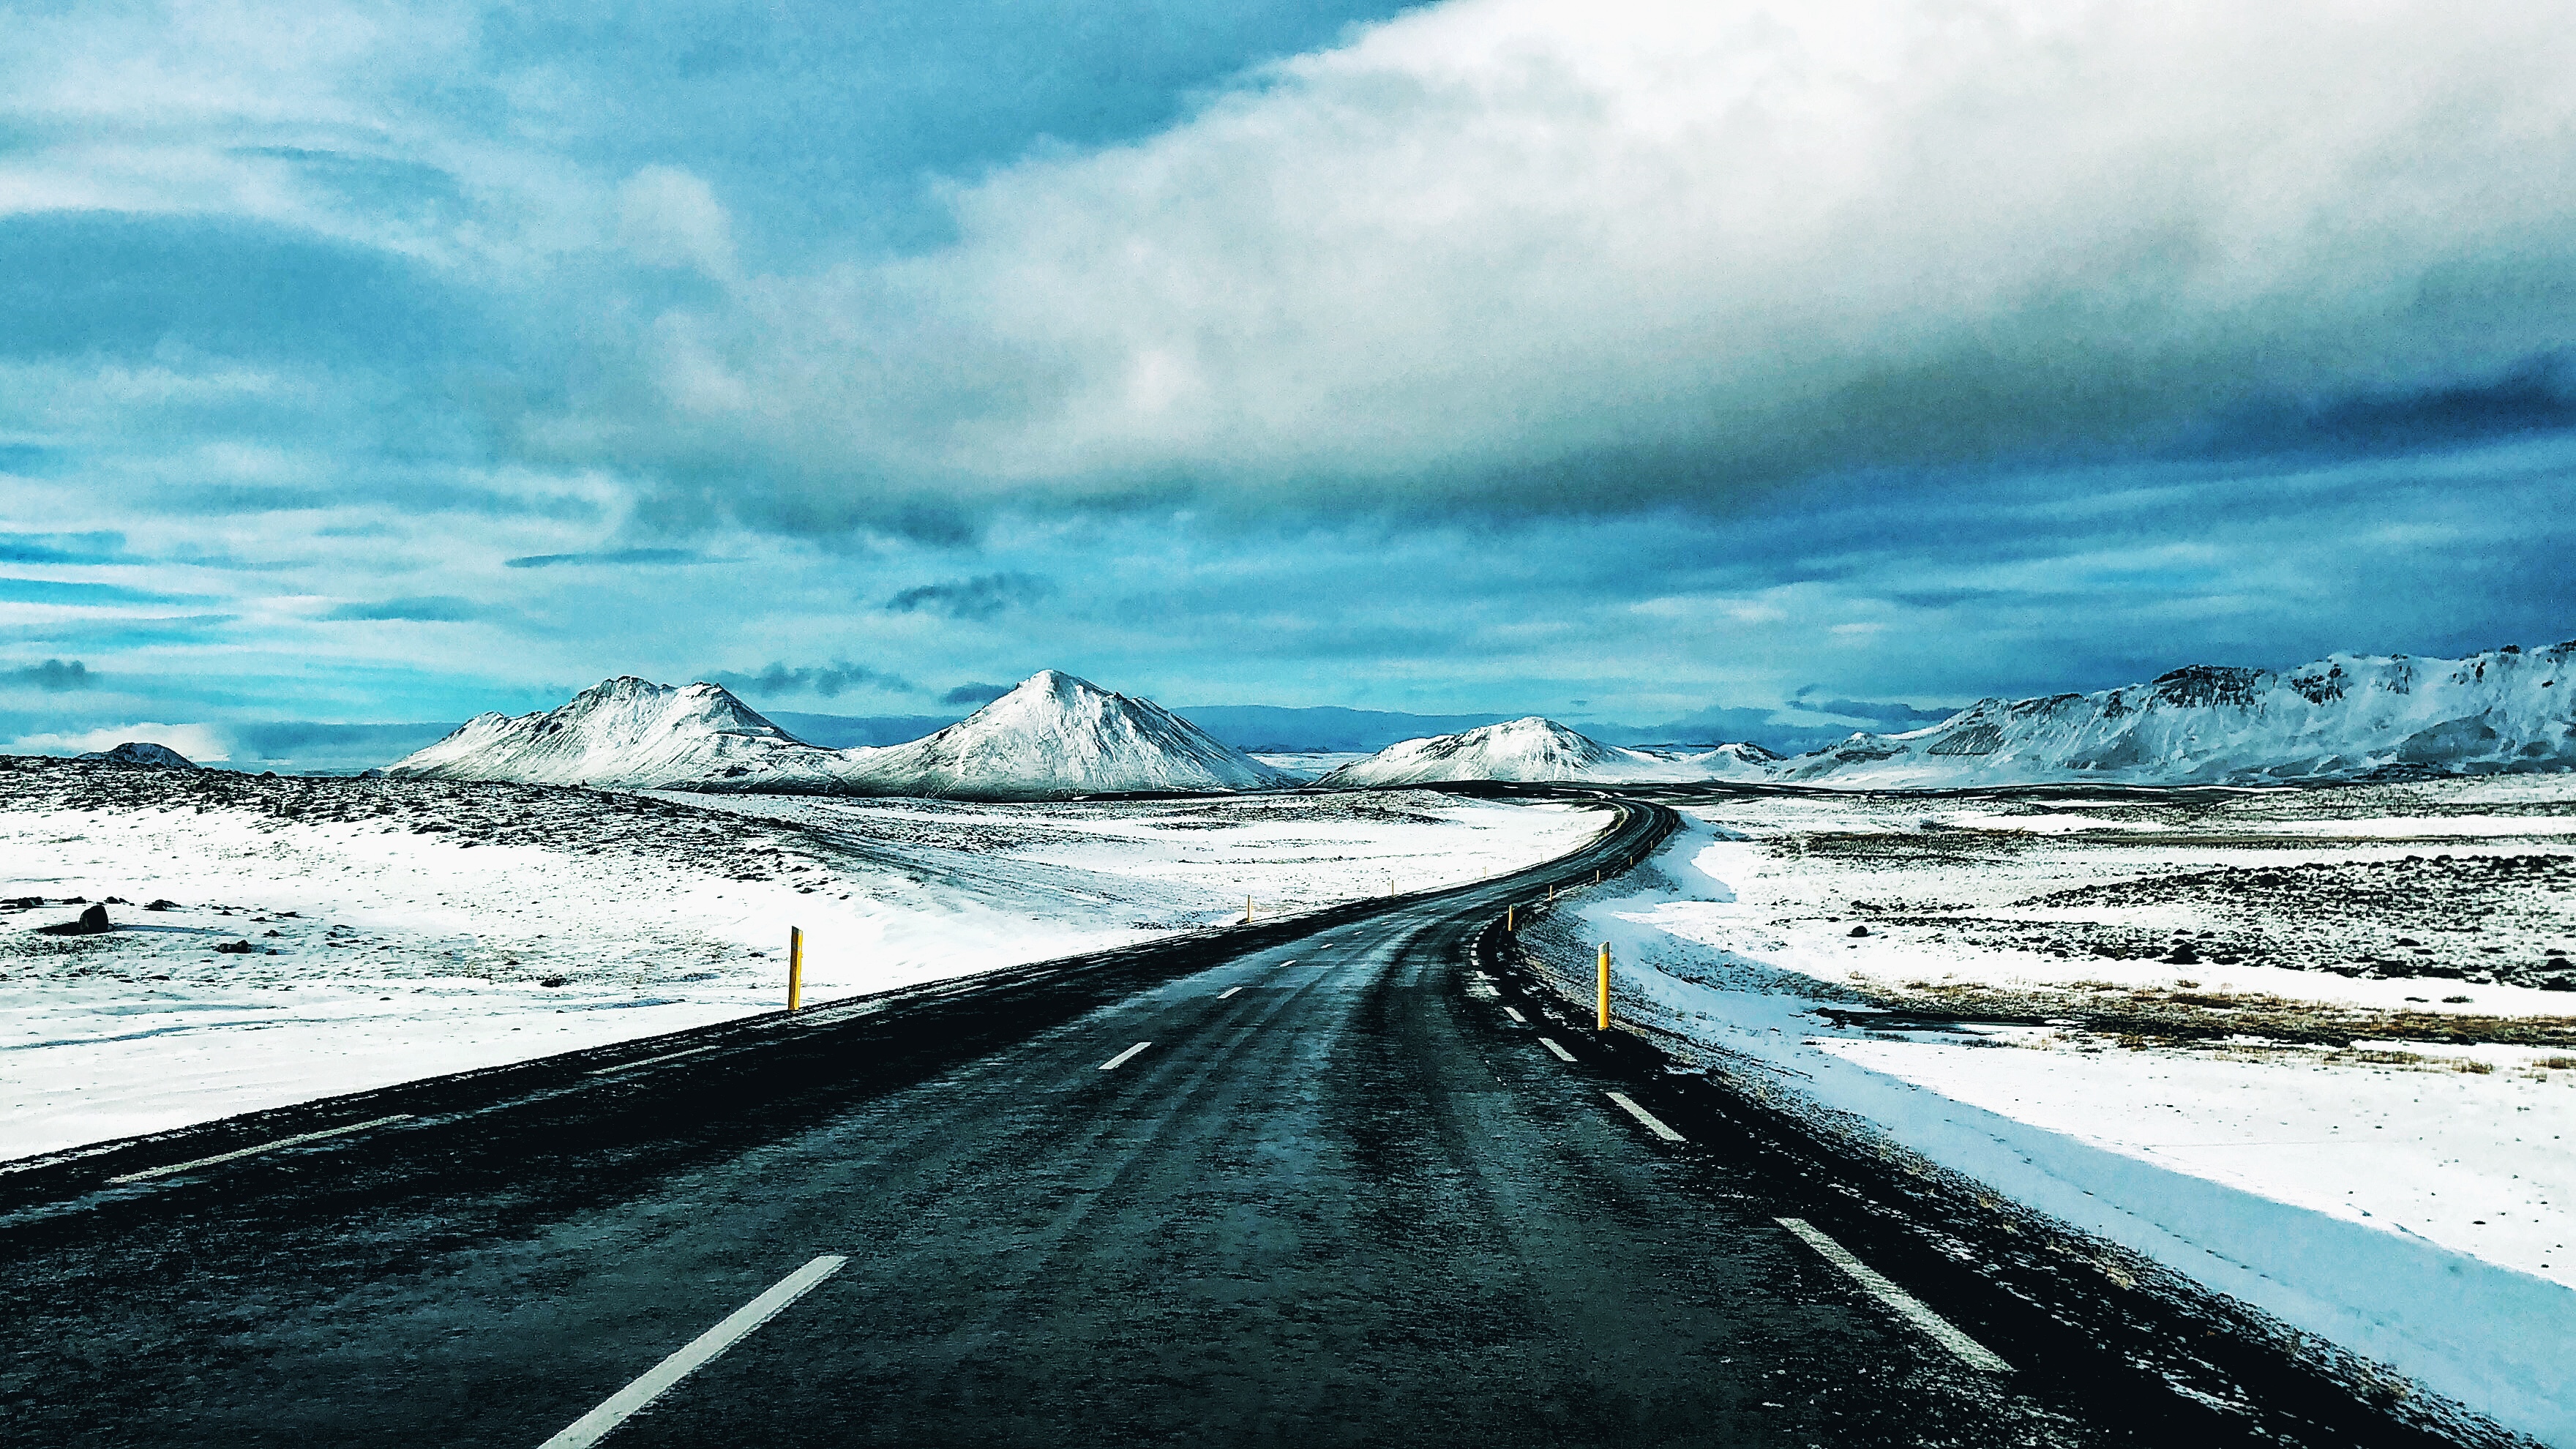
0,798,2503,1446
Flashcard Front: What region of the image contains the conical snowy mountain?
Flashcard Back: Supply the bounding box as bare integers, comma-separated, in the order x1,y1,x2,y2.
812,670,1300,800
387,670,1300,798
1776,640,2576,787
386,677,853,789
1317,717,1738,786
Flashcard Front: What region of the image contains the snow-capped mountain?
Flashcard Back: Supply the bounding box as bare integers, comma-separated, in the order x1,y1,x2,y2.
387,677,851,789
1776,641,2576,787
1317,717,1740,786
1684,741,1785,779
75,741,196,768
388,670,1299,798
806,670,1301,800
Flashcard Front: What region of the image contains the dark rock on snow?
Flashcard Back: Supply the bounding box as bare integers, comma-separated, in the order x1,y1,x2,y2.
37,904,112,935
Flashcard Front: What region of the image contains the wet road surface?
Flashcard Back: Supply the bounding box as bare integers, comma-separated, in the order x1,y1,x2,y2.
0,798,2504,1447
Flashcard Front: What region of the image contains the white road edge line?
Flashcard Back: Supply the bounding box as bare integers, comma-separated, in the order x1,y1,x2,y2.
1537,1037,1576,1063
1775,1217,2011,1373
1502,1007,1527,1024
538,1254,847,1449
1605,1091,1685,1142
1098,1041,1153,1071
586,1044,722,1076
1216,986,1243,1000
107,1114,414,1185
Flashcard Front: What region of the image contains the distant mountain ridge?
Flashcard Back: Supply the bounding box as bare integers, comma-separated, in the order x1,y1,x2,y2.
1317,717,1777,787
1775,640,2576,787
383,639,2576,796
387,670,1297,799
1307,640,2573,789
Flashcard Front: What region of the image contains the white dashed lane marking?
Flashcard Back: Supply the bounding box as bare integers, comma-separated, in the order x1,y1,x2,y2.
106,1115,414,1185
1098,1041,1153,1072
1606,1091,1685,1142
537,1254,848,1448
587,1044,722,1076
1502,1007,1527,1024
1775,1217,2011,1373
1537,1037,1576,1063
1216,986,1243,1000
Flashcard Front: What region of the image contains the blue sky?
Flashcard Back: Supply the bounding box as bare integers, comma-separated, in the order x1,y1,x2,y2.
5,0,2574,764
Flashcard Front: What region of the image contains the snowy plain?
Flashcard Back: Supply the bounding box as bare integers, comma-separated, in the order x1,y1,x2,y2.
0,760,1606,1164
1517,776,2576,1442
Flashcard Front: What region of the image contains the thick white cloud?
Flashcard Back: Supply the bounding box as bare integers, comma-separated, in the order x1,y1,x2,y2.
609,0,2576,518
618,166,736,280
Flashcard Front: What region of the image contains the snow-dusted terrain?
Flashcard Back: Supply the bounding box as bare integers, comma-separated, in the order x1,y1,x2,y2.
392,670,1299,800
0,758,1605,1163
1778,640,2576,787
1513,777,2576,1442
1318,716,1775,786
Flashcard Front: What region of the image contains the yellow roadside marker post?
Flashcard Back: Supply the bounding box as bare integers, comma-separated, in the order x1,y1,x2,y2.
787,926,804,1013
1506,905,1514,932
1596,943,1611,1031
1245,894,1254,924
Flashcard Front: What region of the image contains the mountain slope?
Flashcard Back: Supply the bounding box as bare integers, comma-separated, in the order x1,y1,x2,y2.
1777,641,2576,787
807,671,1301,800
386,678,852,789
1317,717,1731,786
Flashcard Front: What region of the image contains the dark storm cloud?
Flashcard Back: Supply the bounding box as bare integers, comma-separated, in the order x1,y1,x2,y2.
10,659,93,692
885,572,1052,621
1790,689,1963,730
2203,350,2576,460
939,681,1015,706
709,662,910,698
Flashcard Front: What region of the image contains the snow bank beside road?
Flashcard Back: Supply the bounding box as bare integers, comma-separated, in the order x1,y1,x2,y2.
1,762,1603,1164
1530,784,2576,1445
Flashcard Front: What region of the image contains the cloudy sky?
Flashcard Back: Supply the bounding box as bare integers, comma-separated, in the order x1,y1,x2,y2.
7,0,2574,764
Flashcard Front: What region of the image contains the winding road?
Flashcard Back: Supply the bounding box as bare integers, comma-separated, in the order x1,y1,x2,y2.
0,796,2504,1446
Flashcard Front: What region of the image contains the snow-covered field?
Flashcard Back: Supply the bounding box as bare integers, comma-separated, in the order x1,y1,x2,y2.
1518,775,2576,1442
0,759,1606,1164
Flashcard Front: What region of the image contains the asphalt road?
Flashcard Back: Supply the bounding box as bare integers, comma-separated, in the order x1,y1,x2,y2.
0,797,2509,1448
